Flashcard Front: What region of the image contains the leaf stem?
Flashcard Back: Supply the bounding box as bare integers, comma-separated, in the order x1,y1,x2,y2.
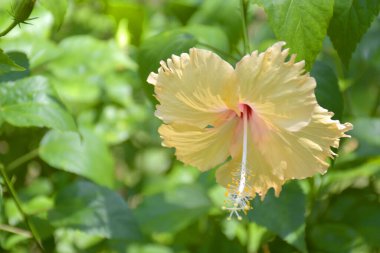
0,164,44,252
197,42,240,62
0,21,18,37
240,0,251,54
8,149,39,171
0,223,32,237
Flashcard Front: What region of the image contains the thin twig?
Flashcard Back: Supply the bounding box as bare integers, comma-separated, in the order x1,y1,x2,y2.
0,164,44,252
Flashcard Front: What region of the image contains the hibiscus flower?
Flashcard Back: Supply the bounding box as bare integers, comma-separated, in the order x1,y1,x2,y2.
148,42,352,219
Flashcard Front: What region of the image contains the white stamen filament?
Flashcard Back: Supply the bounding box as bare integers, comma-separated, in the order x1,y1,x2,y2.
222,106,253,220
238,107,248,194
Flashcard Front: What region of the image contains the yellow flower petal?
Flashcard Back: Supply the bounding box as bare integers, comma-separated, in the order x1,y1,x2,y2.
235,42,317,131
253,106,352,181
217,105,352,198
159,117,239,171
148,48,238,128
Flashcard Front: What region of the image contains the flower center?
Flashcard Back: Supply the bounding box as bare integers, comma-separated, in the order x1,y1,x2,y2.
222,103,253,220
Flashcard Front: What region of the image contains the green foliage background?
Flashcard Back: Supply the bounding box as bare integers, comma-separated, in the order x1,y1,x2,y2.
0,0,379,252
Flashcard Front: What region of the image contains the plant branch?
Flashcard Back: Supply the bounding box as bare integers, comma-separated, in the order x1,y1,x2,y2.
8,149,39,171
0,164,44,252
240,0,251,54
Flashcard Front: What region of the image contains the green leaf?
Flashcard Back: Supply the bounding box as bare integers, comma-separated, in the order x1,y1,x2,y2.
328,0,380,67
47,35,135,110
261,0,334,69
309,223,370,253
135,184,211,234
0,76,76,131
138,30,197,102
311,61,343,119
40,0,68,30
0,49,25,74
249,182,307,253
48,180,141,240
0,51,30,82
39,129,115,188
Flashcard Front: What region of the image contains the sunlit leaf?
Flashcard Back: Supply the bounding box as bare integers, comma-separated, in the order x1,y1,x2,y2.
249,182,307,253
260,0,334,69
48,180,141,240
46,35,135,111
39,129,115,188
328,0,380,67
0,76,76,130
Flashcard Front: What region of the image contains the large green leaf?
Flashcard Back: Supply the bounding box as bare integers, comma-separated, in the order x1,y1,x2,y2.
328,0,380,67
260,0,334,69
138,30,197,102
311,61,343,119
249,182,307,253
39,129,115,188
0,76,76,131
135,184,211,234
48,180,141,240
0,49,25,74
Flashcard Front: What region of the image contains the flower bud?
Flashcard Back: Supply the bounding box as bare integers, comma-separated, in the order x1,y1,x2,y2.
11,0,36,24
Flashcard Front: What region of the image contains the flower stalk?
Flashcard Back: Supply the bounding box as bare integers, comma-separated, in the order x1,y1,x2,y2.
240,0,251,54
0,0,36,37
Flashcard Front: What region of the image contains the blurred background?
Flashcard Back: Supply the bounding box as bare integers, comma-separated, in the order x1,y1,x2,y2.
0,0,379,252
